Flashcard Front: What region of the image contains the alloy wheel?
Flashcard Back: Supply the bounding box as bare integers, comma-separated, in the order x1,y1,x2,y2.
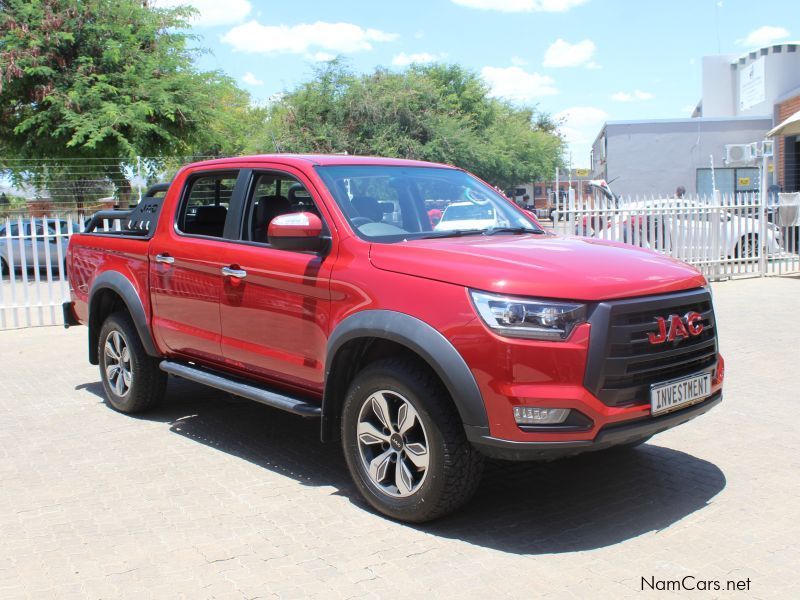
356,390,430,498
104,330,132,397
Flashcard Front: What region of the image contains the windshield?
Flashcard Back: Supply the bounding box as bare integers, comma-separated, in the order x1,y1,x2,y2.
315,165,540,242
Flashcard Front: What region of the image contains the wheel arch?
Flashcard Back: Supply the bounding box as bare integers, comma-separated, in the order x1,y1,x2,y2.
321,310,487,442
88,271,158,365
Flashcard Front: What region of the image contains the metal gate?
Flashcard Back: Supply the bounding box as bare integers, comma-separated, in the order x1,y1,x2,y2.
561,192,800,281
0,214,121,329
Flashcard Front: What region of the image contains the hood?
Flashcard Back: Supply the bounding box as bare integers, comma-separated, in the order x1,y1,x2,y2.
369,233,705,301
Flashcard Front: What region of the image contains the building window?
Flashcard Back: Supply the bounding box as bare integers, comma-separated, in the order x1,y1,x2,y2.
696,167,760,197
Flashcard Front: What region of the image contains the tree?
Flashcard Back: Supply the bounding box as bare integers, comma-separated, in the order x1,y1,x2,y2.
0,0,252,206
264,61,564,189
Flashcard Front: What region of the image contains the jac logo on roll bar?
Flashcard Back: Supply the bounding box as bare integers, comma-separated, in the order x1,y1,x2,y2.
648,312,704,345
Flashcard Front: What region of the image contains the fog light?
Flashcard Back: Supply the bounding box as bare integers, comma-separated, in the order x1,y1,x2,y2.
513,406,570,425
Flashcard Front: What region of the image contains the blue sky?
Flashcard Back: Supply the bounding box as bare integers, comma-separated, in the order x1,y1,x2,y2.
157,0,800,167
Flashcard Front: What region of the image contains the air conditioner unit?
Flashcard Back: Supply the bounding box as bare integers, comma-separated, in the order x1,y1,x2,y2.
724,144,755,166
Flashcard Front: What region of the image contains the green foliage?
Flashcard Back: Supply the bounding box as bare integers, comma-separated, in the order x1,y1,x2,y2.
264,61,564,189
0,0,254,203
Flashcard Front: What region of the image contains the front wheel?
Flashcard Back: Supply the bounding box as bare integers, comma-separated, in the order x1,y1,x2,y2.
734,234,758,259
341,358,484,522
99,311,167,414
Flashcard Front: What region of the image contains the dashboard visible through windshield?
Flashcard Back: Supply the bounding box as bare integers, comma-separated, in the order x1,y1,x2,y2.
315,165,541,243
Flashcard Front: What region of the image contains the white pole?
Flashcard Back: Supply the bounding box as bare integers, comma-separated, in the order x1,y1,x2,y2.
136,156,143,205
759,145,768,276
710,154,717,195
555,166,560,216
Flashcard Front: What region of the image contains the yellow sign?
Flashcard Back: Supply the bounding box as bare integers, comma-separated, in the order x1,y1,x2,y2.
574,168,590,177
738,177,751,186
768,164,774,173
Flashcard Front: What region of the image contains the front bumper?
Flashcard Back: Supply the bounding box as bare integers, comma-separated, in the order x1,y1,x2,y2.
466,391,721,461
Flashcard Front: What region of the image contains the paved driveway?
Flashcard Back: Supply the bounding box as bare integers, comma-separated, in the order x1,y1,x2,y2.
1,277,798,599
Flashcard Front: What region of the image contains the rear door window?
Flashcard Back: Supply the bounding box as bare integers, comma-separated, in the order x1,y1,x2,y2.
177,172,239,238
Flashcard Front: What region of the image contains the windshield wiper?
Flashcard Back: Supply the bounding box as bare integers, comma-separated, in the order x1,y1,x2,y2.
418,229,486,239
482,226,543,236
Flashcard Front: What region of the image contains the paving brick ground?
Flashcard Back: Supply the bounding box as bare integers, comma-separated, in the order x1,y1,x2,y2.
1,276,799,599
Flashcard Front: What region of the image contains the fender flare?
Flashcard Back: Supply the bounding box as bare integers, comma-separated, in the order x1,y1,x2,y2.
322,310,487,438
88,271,159,363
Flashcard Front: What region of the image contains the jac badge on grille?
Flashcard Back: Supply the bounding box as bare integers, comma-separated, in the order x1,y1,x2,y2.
647,312,703,344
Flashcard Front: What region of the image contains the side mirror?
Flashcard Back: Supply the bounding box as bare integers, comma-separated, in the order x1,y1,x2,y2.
268,212,325,252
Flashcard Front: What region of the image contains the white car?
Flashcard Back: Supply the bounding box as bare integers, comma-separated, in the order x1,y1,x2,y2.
577,198,782,260
434,201,497,232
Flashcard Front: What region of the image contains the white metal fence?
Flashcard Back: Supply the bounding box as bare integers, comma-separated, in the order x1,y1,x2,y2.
1,193,799,330
560,192,800,280
0,214,123,329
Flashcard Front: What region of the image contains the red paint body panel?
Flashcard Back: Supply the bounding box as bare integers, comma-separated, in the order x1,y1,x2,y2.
368,234,707,301
67,154,723,450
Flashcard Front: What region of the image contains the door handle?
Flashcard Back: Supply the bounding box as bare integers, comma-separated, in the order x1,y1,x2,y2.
221,266,247,279
155,254,174,264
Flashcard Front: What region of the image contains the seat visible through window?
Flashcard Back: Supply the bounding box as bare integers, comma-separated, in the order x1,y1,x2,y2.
188,205,227,237
253,195,291,243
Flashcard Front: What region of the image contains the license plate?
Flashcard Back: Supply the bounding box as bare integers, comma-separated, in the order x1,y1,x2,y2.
650,372,711,417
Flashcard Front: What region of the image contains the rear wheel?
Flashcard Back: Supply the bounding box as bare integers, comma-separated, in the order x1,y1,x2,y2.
98,312,166,414
735,234,758,259
341,358,484,522
0,257,9,277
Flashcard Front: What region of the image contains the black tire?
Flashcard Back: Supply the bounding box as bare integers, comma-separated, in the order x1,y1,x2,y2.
98,311,166,414
341,357,484,523
0,257,9,277
735,234,758,259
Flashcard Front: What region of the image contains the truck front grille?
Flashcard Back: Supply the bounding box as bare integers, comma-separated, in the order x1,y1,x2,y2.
584,288,718,407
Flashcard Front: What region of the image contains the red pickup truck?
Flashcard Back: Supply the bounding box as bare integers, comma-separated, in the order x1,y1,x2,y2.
64,155,723,522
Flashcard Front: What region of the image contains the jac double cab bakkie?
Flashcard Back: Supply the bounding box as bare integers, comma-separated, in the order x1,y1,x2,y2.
64,155,724,522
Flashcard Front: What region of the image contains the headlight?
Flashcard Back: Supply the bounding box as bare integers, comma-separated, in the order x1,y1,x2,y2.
470,290,587,340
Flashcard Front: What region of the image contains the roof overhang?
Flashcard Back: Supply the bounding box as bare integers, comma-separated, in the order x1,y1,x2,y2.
767,110,800,138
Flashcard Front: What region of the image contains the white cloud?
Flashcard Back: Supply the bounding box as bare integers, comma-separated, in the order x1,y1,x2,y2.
738,25,790,47
451,0,588,12
611,89,654,102
392,52,439,66
543,38,596,68
241,72,263,86
481,66,557,101
585,61,602,70
222,20,398,55
309,52,336,62
511,56,528,66
556,106,608,129
555,106,608,166
153,0,251,27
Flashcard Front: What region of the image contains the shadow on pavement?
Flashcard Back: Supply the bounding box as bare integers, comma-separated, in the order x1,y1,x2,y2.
77,376,726,555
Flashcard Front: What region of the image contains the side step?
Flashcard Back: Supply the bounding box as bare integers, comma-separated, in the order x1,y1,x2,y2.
159,360,322,418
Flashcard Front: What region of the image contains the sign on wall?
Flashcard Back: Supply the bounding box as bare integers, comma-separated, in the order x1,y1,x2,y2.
739,57,765,111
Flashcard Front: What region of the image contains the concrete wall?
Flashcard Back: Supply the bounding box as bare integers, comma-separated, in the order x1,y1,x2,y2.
702,55,737,117
595,117,772,196
735,45,800,118
700,44,800,118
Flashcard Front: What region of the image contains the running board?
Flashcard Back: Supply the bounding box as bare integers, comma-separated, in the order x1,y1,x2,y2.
159,360,322,418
